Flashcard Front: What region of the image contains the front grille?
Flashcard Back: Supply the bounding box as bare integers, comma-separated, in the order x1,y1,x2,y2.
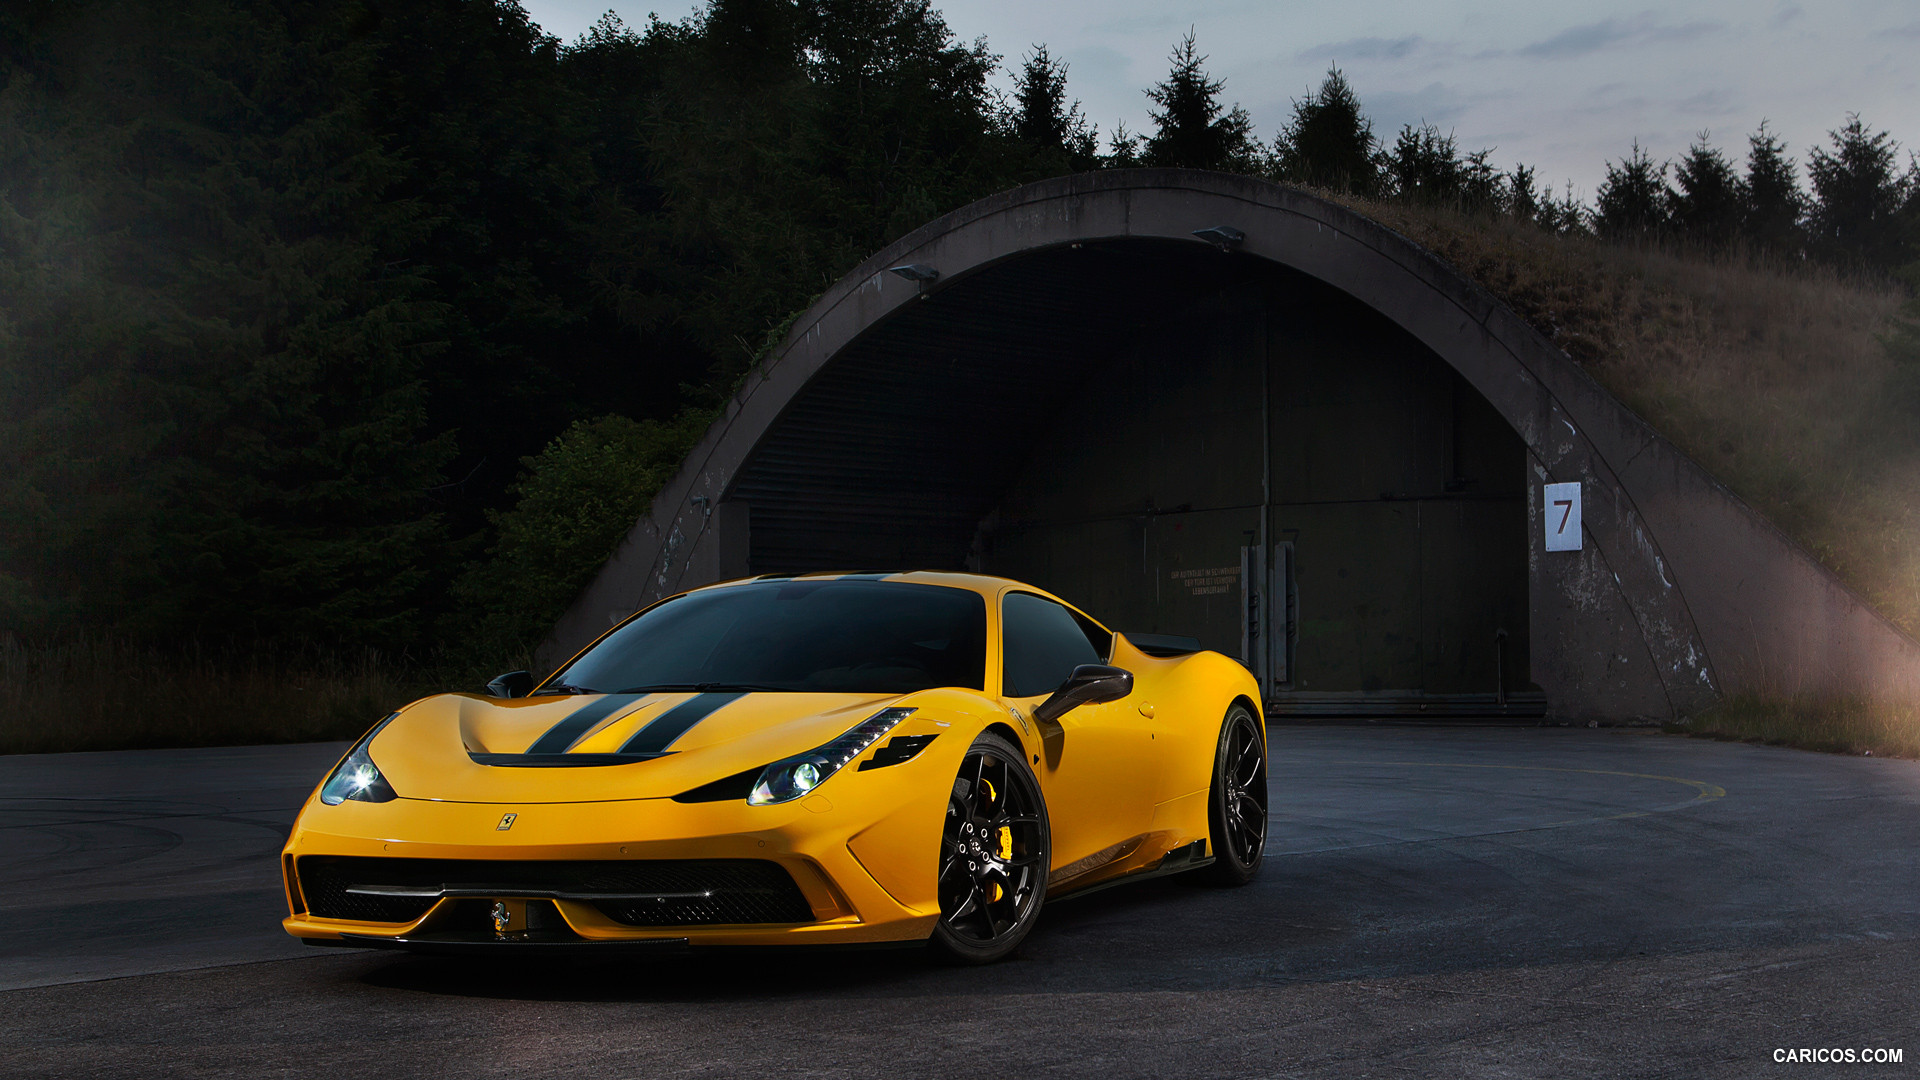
298,857,438,923
296,857,815,927
585,861,814,926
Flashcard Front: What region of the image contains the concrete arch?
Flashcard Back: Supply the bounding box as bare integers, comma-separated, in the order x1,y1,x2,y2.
545,170,1920,720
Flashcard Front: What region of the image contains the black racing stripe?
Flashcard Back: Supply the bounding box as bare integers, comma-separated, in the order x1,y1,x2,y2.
471,752,671,767
617,692,747,755
524,694,648,755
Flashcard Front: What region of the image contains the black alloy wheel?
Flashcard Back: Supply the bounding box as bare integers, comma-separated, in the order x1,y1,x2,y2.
1203,704,1268,885
929,732,1049,964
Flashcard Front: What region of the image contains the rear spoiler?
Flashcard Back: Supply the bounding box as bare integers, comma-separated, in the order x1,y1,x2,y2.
1120,633,1203,658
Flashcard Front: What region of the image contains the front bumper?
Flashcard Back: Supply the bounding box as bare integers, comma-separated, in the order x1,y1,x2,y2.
281,793,940,949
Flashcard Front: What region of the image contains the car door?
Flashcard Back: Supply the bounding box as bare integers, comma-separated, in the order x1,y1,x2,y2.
998,590,1157,874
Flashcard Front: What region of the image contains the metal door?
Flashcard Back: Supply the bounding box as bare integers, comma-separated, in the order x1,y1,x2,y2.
1241,542,1297,701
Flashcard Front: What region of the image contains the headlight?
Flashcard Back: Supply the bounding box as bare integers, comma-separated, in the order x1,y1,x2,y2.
319,714,401,805
747,707,914,805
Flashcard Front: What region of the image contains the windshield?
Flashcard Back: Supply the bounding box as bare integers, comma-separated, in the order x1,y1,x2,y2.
550,579,987,694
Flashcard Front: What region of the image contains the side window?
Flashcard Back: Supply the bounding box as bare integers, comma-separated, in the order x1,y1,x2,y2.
1001,593,1112,697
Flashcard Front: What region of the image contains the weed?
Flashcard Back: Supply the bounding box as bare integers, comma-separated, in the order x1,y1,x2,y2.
1672,693,1920,759
0,635,515,755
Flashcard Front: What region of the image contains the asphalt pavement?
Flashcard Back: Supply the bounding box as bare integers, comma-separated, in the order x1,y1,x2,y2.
2,725,1916,1079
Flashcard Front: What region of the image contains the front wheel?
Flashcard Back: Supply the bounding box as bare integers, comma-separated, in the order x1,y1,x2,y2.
1202,704,1268,885
929,732,1049,964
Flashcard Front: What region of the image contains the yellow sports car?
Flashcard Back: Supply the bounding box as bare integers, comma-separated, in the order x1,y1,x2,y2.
281,572,1268,962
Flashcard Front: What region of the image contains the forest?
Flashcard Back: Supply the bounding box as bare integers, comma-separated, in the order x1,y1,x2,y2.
3,0,1918,748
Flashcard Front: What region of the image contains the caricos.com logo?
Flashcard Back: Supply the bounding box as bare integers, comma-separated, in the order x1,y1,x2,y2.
1775,1048,1904,1064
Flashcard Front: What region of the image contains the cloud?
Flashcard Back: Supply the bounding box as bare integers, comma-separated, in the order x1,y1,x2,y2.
1084,12,1206,37
1519,19,1636,57
1365,83,1472,135
1675,89,1738,118
1069,45,1138,84
1296,35,1425,62
1517,13,1723,59
1566,91,1653,119
1886,21,1920,38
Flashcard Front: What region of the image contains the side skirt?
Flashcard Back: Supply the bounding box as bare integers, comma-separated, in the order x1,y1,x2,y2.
1045,840,1213,905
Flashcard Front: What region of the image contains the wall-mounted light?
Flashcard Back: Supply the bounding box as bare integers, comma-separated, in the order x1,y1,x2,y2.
887,263,940,283
1192,225,1246,251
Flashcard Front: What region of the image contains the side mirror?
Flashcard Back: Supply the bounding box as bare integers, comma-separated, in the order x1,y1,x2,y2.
1033,664,1134,724
485,670,534,698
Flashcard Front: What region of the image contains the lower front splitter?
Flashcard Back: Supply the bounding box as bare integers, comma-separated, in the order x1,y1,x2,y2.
320,932,692,957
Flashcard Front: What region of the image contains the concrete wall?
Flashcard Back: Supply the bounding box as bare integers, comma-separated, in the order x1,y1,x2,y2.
543,170,1920,719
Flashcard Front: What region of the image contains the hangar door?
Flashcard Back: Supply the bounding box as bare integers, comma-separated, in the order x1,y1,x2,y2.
1245,294,1532,714
980,273,1535,716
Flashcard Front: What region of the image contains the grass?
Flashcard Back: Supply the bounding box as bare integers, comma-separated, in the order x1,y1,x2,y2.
1341,199,1917,635
1669,694,1920,760
0,635,511,755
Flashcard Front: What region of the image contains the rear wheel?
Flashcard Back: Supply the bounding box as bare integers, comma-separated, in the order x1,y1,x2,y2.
929,732,1049,964
1203,704,1268,885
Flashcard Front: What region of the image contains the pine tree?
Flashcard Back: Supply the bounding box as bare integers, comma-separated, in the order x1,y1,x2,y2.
705,0,805,81
617,0,1017,388
1538,181,1591,237
1670,132,1744,250
1743,120,1805,256
803,0,1003,240
1595,140,1670,241
1011,45,1097,171
1460,149,1503,215
1386,122,1461,204
1104,121,1143,168
0,0,455,645
1808,114,1911,272
1508,163,1541,223
0,0,1083,658
1141,30,1258,171
1274,66,1378,195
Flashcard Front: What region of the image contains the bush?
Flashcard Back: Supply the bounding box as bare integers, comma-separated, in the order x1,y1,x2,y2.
447,408,715,664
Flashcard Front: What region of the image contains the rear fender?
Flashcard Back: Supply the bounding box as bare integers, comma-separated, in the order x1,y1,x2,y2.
1109,636,1262,804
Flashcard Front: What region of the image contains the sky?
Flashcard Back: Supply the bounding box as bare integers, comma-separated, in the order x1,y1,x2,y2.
518,0,1920,201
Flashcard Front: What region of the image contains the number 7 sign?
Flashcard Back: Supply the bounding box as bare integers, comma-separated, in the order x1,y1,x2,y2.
1543,481,1582,551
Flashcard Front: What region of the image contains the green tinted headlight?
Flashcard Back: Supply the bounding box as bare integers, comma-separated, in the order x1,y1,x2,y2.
747,707,914,805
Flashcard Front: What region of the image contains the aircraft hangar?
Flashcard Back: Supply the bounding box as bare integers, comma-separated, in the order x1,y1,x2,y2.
543,170,1920,722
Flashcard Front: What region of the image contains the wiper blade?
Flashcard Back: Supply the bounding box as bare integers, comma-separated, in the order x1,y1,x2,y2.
614,682,795,694
531,682,598,696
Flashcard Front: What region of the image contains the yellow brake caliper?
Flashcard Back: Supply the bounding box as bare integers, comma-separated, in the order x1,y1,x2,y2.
978,778,1012,902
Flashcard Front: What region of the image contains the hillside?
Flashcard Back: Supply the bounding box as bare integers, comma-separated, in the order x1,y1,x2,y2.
1342,198,1915,637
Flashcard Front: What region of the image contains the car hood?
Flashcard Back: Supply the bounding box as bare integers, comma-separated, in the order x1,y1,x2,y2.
365,690,906,804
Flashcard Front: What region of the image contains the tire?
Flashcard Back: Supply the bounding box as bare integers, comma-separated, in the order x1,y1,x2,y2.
929,732,1050,964
1202,704,1268,885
